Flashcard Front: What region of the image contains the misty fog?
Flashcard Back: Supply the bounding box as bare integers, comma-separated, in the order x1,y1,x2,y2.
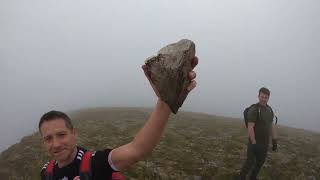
1,0,319,152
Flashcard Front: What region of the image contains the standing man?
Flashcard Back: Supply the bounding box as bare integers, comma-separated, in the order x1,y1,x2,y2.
39,57,198,179
239,87,278,180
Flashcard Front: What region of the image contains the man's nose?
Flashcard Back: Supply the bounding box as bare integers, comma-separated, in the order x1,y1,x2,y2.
52,137,61,148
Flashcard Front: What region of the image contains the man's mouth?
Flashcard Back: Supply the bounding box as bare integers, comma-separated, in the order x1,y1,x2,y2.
53,149,65,156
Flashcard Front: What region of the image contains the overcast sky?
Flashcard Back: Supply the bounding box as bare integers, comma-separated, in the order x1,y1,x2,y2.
1,0,319,152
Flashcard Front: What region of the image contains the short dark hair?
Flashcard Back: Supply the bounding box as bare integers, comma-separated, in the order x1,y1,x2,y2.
39,110,74,133
259,87,270,96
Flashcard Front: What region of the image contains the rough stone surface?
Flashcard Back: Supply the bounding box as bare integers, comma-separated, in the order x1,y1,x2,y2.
145,39,196,113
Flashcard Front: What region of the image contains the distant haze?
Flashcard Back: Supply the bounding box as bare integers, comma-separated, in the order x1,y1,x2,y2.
1,0,319,152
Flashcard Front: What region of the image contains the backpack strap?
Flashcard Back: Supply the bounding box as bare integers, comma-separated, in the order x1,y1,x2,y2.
79,151,93,180
266,104,278,125
79,150,125,180
112,172,125,180
44,160,55,180
266,104,274,116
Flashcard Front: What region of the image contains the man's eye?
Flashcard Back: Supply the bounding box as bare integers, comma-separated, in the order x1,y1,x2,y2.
57,133,66,138
44,137,52,142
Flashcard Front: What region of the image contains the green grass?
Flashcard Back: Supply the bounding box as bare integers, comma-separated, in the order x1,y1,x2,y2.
0,107,319,180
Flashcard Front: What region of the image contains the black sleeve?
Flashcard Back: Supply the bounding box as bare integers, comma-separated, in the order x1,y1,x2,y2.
92,149,116,179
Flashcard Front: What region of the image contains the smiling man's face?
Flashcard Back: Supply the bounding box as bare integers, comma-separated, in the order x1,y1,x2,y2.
40,118,77,165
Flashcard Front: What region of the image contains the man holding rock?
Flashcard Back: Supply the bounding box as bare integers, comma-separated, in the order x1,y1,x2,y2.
39,40,198,180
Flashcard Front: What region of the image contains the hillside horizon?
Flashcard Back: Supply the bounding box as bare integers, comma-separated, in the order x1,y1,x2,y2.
1,107,319,179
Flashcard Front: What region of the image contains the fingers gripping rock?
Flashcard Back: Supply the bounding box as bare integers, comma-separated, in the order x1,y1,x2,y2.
145,39,196,113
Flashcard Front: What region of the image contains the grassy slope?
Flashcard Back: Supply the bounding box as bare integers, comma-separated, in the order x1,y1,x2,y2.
0,107,319,180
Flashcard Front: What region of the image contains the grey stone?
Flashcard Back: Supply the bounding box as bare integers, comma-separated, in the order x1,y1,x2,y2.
145,39,196,113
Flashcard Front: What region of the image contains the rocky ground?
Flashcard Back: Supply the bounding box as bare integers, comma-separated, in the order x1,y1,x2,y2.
0,107,319,180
